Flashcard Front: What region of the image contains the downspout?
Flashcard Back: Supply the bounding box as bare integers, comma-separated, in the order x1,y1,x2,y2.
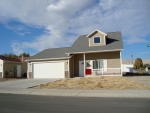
83,53,85,77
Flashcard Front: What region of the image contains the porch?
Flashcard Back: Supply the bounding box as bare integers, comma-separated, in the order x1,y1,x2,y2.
69,51,122,77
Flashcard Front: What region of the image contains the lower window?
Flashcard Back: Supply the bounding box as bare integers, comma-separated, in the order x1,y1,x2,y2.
92,59,107,71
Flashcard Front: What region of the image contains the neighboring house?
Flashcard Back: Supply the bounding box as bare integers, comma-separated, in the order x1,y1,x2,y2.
0,55,28,78
26,29,124,79
146,66,150,73
122,64,133,73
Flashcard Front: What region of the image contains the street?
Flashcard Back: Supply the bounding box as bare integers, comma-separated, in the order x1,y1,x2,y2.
0,94,150,113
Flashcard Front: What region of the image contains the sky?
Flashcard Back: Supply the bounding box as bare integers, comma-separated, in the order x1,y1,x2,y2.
0,0,150,60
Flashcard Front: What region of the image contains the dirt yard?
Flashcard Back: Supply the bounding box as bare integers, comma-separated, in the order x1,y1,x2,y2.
35,76,150,90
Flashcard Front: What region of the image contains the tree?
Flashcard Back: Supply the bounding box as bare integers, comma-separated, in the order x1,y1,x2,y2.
3,53,17,58
134,58,143,69
3,52,30,58
143,64,150,69
19,52,30,57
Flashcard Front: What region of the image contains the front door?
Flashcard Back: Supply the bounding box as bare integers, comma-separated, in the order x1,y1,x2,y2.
79,61,86,77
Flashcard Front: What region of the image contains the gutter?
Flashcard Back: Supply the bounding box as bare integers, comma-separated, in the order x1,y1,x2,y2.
4,61,22,63
66,49,124,54
25,57,71,62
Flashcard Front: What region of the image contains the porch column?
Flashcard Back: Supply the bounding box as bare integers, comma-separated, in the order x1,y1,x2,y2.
2,61,4,78
27,62,29,79
83,53,85,77
120,51,122,76
68,59,70,78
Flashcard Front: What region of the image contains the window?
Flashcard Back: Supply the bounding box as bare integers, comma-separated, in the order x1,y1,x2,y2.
94,37,100,44
92,59,107,71
92,60,104,70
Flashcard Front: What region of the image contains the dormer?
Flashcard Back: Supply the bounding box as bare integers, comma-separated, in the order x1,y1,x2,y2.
86,29,107,47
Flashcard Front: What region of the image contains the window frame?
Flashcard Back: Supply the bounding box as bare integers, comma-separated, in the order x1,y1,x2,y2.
91,59,107,72
93,36,101,44
92,59,103,71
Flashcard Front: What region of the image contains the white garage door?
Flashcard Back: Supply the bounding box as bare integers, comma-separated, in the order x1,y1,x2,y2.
33,62,64,78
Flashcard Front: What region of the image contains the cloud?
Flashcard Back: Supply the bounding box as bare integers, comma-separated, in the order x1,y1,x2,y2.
124,37,148,44
11,41,24,55
17,32,31,36
0,0,150,54
4,23,31,36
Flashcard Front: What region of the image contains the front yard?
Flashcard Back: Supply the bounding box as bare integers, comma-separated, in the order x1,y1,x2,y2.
35,76,150,90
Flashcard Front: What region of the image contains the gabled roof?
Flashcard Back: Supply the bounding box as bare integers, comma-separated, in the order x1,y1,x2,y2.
27,31,124,61
0,55,22,62
27,47,70,61
86,29,107,37
67,31,123,54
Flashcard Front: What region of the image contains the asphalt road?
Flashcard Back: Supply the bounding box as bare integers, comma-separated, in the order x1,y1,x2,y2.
0,94,150,113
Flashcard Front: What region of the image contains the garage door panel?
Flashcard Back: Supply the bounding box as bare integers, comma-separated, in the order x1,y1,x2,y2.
33,62,64,78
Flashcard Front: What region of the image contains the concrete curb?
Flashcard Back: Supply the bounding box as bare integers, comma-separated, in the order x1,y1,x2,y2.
0,89,150,98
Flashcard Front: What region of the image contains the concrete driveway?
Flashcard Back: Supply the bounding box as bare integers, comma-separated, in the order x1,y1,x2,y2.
0,79,60,89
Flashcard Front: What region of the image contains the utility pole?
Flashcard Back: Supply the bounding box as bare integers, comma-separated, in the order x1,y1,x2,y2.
131,55,133,65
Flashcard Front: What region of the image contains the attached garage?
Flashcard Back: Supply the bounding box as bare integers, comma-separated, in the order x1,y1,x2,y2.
32,62,65,78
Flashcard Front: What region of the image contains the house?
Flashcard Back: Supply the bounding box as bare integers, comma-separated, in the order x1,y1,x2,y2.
26,29,124,79
0,55,27,78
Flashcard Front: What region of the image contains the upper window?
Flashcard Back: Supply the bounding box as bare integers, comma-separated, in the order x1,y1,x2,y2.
94,37,100,44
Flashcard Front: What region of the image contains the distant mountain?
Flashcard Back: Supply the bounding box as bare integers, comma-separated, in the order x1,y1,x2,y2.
122,59,150,64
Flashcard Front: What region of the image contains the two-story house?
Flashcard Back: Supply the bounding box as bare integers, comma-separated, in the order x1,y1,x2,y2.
26,29,124,78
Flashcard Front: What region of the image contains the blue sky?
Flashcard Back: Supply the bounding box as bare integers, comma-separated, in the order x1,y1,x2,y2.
0,0,150,60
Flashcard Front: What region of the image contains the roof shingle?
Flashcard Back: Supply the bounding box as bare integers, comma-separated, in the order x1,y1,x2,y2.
0,55,22,62
27,31,123,61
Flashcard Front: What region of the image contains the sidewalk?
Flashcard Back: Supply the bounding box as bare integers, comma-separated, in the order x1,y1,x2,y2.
0,88,150,98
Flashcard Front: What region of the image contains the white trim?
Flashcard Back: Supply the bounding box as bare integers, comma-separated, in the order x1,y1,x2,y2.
26,57,70,62
91,59,107,72
86,29,107,37
104,35,106,45
104,59,107,71
120,51,122,76
27,62,29,79
30,60,66,64
92,68,121,69
83,53,85,77
68,59,70,78
89,38,90,46
66,49,123,54
93,36,101,44
0,60,4,78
